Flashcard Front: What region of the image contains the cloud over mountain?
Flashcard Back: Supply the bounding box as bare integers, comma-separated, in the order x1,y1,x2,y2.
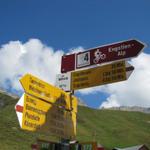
0,39,150,108
0,39,63,93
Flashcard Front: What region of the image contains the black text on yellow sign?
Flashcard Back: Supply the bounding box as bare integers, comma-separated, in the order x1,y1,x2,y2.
22,93,77,139
20,73,78,111
71,61,127,90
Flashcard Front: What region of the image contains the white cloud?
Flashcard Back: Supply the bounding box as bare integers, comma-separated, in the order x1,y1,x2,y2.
0,39,64,93
68,46,85,54
0,39,150,108
79,53,150,108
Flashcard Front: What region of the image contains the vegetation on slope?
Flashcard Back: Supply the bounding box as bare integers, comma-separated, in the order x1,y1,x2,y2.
0,93,150,150
77,106,150,149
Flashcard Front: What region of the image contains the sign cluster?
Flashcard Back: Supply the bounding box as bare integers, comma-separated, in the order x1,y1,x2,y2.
15,74,78,139
15,39,146,141
61,39,145,73
57,39,146,91
71,61,133,90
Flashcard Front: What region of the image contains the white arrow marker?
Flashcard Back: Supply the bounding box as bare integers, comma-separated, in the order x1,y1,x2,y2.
15,94,24,127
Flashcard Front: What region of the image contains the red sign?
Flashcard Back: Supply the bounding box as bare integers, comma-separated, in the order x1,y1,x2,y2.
61,39,146,73
61,54,75,73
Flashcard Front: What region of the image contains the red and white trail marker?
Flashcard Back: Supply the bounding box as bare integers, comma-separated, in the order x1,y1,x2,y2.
15,94,24,127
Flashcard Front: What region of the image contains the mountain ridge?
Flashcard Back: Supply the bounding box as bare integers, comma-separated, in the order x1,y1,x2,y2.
101,106,150,114
1,88,150,114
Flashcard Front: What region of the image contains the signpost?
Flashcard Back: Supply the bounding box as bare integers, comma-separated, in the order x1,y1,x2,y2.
15,74,78,139
22,93,51,131
56,61,134,91
20,74,73,110
15,93,77,139
15,38,146,146
61,39,146,73
71,61,134,90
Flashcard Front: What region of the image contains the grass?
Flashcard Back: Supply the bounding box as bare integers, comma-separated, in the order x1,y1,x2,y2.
77,106,150,149
0,93,150,150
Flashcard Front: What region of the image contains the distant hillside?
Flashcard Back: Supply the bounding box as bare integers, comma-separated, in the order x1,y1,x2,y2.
0,88,19,100
0,89,18,108
0,92,150,150
102,106,150,114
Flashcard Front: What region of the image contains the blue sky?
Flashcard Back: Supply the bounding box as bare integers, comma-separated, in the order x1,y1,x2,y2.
0,0,150,50
0,0,150,108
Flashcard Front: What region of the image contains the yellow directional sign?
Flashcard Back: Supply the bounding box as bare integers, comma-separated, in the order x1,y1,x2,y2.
71,61,127,90
22,93,51,131
20,74,72,110
22,93,77,139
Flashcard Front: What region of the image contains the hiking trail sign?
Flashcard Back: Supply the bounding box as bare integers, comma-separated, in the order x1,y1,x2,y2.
57,61,134,91
20,74,74,110
15,74,78,139
15,93,77,139
61,39,146,73
71,61,134,90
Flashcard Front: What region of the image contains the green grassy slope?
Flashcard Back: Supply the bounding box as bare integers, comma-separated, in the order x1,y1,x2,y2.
0,93,150,150
77,106,150,149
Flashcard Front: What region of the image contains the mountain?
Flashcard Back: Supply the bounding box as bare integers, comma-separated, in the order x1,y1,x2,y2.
101,106,150,114
0,92,150,150
0,88,19,100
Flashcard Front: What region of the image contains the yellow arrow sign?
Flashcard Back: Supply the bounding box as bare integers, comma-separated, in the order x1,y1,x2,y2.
22,93,77,139
71,61,134,90
20,74,76,110
22,93,50,131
